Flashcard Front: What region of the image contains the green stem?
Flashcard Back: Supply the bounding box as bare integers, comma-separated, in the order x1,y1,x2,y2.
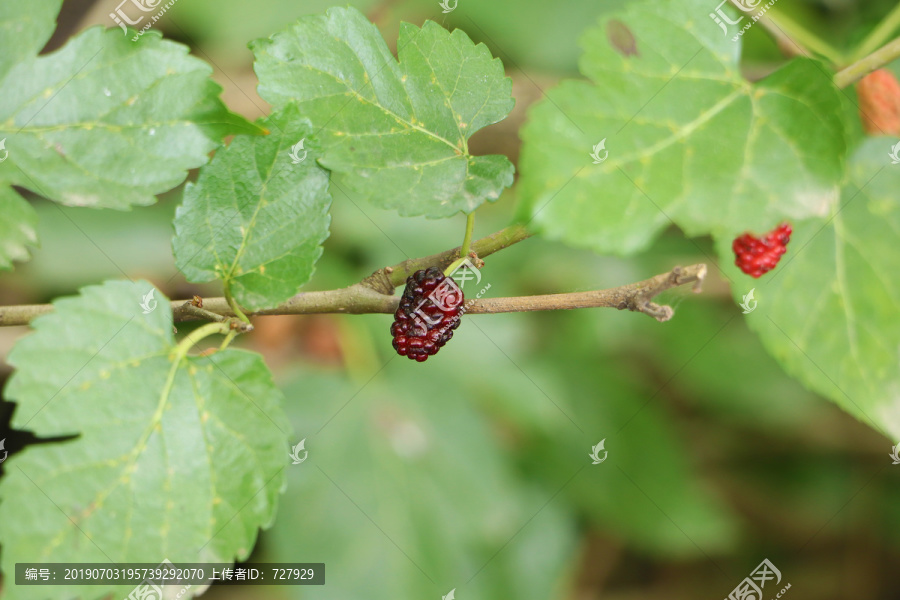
172,321,230,358
761,8,845,64
443,213,478,276
219,329,238,351
460,212,475,259
834,36,900,88
853,4,900,62
224,286,250,324
443,257,468,276
387,223,531,287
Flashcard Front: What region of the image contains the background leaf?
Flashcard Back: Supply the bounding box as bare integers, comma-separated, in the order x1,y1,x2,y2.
467,312,739,556
265,367,576,600
251,6,515,218
0,0,61,82
0,280,290,600
0,21,259,209
516,0,848,254
717,138,900,440
0,187,38,270
0,1,260,272
173,105,332,311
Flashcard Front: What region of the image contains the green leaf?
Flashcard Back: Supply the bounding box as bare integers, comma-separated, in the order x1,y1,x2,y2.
0,187,38,269
0,0,61,82
718,139,900,440
0,280,290,600
0,12,260,209
173,105,332,311
516,0,848,254
251,6,515,218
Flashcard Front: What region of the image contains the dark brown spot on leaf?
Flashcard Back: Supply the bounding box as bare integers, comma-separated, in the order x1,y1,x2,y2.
607,19,639,57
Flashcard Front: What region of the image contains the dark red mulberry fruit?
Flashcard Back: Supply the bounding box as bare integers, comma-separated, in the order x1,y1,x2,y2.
391,267,464,362
733,223,792,278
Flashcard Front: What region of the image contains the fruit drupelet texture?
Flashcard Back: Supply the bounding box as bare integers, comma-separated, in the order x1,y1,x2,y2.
390,267,464,362
733,223,792,278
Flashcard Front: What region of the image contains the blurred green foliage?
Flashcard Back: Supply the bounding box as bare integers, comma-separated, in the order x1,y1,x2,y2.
3,0,900,598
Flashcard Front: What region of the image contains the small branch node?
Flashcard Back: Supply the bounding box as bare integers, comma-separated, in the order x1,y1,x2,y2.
174,301,253,333
361,268,396,295
693,264,708,293
229,319,254,333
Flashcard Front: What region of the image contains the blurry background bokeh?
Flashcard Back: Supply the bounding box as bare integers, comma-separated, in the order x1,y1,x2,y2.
2,0,899,598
